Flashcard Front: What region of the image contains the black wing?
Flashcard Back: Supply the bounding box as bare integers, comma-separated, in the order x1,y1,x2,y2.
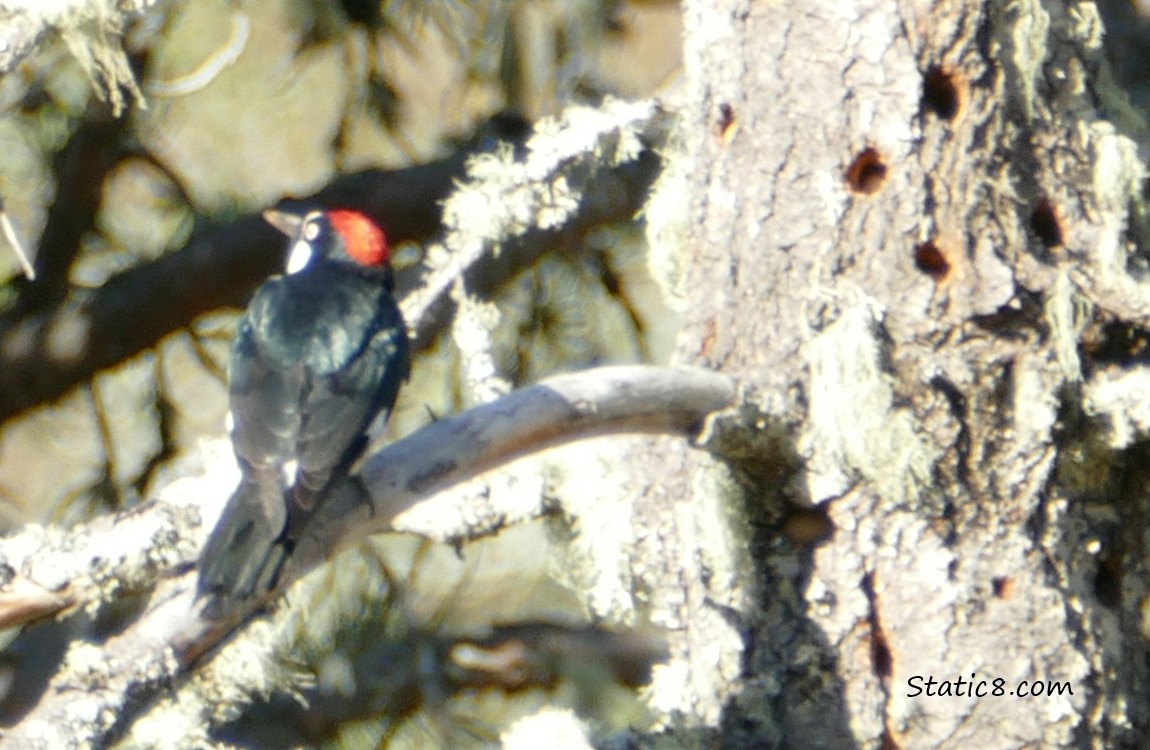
199,274,409,603
291,302,409,510
198,304,300,601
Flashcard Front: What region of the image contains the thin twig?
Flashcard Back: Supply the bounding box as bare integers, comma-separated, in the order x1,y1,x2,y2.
0,200,33,280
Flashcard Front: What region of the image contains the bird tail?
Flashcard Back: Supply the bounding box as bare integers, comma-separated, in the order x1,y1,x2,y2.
197,477,290,611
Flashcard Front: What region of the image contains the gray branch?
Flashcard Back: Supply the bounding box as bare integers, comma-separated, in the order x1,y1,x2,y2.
0,365,738,749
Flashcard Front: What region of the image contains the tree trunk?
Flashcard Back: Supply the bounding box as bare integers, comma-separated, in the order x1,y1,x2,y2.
626,0,1148,747
1,1,1146,747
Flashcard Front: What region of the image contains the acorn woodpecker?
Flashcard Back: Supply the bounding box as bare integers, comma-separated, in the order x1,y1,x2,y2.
198,208,410,606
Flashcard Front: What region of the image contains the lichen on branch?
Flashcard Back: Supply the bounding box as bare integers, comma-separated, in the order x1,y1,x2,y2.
0,0,156,115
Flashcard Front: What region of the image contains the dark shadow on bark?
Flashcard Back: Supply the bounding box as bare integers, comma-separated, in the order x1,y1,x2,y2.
637,426,860,750
1045,391,1150,749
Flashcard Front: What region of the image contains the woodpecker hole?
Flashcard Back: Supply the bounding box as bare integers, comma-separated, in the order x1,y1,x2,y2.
717,102,738,144
991,576,1014,600
922,65,961,120
870,624,892,679
880,730,903,750
1029,197,1064,248
845,147,887,195
914,240,950,279
1082,321,1150,365
782,507,834,547
861,573,892,679
1094,556,1122,609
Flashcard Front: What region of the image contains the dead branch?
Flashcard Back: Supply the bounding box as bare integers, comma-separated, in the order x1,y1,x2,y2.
0,364,737,749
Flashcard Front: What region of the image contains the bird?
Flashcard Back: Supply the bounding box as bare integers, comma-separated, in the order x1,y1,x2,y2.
198,207,410,609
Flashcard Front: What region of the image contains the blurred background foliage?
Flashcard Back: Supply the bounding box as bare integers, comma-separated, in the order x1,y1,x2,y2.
0,0,681,524
0,0,682,745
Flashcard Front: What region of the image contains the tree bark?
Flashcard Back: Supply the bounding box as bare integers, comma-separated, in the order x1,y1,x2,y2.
3,1,1148,748
623,0,1147,747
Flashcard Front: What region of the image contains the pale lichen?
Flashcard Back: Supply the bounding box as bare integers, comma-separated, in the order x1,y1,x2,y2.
0,0,155,115
801,300,932,506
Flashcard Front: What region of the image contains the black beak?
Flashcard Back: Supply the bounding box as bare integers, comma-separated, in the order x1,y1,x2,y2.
262,209,304,237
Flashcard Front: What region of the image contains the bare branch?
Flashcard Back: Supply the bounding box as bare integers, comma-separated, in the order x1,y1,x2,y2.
280,365,738,588
0,441,230,631
0,365,737,748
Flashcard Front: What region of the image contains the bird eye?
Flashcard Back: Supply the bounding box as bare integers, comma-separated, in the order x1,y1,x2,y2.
303,221,321,241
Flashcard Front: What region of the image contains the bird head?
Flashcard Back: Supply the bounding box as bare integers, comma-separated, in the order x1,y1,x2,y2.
263,208,391,277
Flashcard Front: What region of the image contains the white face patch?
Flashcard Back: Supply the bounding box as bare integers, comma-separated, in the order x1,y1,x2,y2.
285,239,313,275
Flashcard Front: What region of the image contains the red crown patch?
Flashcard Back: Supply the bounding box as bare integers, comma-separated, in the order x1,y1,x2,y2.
329,210,389,267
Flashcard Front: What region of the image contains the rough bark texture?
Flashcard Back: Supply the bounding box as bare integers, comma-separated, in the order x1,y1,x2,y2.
3,1,1149,747
614,0,1148,748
